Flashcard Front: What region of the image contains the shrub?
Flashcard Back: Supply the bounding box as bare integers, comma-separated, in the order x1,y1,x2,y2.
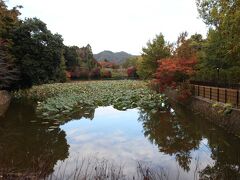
101,69,112,78
127,67,138,78
176,83,192,102
90,67,101,79
71,68,89,79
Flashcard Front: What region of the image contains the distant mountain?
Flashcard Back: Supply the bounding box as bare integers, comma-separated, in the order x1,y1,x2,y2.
94,50,134,64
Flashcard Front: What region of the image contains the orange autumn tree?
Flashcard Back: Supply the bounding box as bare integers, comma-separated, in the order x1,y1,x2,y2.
153,57,197,93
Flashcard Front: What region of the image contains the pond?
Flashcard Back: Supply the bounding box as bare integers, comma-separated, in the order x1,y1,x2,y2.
0,101,240,179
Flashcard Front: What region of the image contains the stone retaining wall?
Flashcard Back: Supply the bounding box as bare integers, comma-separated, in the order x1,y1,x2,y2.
165,89,240,137
188,97,240,136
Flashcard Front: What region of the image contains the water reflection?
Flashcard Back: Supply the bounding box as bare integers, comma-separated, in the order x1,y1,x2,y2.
138,105,240,179
0,101,69,178
138,109,202,171
0,101,240,179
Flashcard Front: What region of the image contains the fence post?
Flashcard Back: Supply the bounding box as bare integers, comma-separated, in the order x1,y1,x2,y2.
203,86,205,98
217,88,219,102
225,89,227,103
198,85,200,96
237,90,239,107
210,87,212,100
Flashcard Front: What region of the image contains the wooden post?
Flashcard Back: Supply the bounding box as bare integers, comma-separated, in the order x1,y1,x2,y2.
217,88,219,102
225,89,227,103
210,87,212,100
198,85,200,96
203,86,205,98
237,90,239,107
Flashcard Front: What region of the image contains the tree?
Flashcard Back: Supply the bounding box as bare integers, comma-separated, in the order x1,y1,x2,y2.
64,45,98,79
122,56,140,68
139,34,172,79
196,0,240,83
64,46,80,71
54,50,67,82
12,18,66,87
0,0,21,40
153,57,197,93
0,1,21,90
175,32,203,59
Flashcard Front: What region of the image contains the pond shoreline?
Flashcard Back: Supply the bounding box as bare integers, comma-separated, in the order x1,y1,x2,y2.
188,96,240,137
165,89,240,137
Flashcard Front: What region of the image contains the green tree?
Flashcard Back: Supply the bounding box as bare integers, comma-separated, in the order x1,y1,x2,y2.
122,56,140,68
54,50,67,82
64,44,98,79
195,0,240,83
175,32,204,59
85,44,97,71
64,45,81,71
139,34,172,79
12,18,66,87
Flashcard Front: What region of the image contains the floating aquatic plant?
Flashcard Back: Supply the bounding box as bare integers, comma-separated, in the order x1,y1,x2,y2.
13,80,167,120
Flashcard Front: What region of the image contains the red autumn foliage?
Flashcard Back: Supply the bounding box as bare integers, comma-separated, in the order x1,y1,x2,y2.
102,70,112,78
154,57,197,93
98,61,115,68
127,67,137,77
176,83,192,102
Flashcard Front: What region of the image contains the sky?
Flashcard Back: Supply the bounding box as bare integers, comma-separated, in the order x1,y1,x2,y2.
7,0,208,55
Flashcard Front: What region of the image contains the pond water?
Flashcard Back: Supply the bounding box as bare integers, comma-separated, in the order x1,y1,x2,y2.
0,101,240,179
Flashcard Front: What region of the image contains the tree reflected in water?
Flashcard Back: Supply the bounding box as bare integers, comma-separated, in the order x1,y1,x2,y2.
138,108,201,172
198,120,240,179
0,101,69,178
1,101,240,179
0,101,97,178
138,105,240,178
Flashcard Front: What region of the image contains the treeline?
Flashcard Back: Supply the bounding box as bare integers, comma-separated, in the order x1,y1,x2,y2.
123,0,240,89
0,1,100,90
2,0,240,91
122,33,202,82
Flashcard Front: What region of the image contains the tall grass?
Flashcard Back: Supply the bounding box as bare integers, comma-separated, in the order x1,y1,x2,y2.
0,156,186,180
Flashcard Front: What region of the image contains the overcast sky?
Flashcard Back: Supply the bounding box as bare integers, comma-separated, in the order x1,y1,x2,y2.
7,0,207,55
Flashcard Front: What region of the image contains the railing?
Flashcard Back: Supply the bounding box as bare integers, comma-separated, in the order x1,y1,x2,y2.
192,84,240,108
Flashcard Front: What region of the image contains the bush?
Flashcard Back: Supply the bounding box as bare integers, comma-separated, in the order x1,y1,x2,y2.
127,67,138,78
101,69,112,78
71,67,89,79
90,67,101,79
176,83,192,102
111,69,127,79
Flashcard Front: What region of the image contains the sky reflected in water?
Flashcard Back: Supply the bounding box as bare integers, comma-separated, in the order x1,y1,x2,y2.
55,106,216,179
1,102,240,179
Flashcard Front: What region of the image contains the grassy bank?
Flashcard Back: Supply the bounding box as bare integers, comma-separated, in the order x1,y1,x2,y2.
13,80,166,120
